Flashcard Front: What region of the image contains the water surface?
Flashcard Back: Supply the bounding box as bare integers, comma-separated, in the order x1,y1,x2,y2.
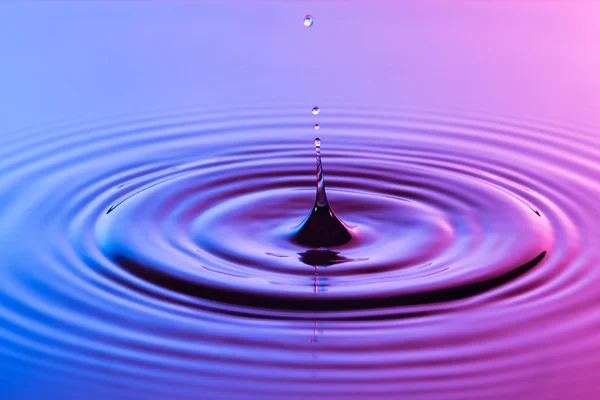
1,2,599,400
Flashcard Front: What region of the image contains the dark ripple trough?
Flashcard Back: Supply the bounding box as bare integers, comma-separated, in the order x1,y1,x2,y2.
1,106,599,399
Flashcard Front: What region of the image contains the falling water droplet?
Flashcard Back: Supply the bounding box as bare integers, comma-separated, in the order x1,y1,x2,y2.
312,106,320,115
314,124,320,130
293,138,352,247
304,15,314,27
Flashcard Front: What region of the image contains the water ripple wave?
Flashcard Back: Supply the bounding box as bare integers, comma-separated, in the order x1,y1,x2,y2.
1,106,599,399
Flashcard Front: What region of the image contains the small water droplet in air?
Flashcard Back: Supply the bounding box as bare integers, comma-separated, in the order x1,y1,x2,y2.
312,106,320,115
304,15,314,27
314,137,321,147
314,124,320,130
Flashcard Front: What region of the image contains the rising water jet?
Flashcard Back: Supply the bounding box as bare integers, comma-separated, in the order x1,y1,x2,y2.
294,138,353,247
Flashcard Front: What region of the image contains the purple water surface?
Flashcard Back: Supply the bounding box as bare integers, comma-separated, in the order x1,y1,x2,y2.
2,105,598,399
1,2,600,400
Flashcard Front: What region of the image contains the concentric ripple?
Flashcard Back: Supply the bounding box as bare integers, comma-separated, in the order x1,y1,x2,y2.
1,105,600,399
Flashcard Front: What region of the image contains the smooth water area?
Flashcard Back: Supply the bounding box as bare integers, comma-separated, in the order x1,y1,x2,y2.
1,2,599,400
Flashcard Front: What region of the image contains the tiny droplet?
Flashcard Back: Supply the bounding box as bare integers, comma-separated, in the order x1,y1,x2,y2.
304,15,314,27
312,106,320,115
315,137,321,147
314,124,320,130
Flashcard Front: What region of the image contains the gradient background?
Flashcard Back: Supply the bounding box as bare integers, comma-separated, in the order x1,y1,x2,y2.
1,1,600,399
2,1,599,134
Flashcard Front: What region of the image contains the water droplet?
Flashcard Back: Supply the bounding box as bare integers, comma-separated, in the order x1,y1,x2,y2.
314,124,320,130
312,106,320,115
293,138,352,247
304,15,314,27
